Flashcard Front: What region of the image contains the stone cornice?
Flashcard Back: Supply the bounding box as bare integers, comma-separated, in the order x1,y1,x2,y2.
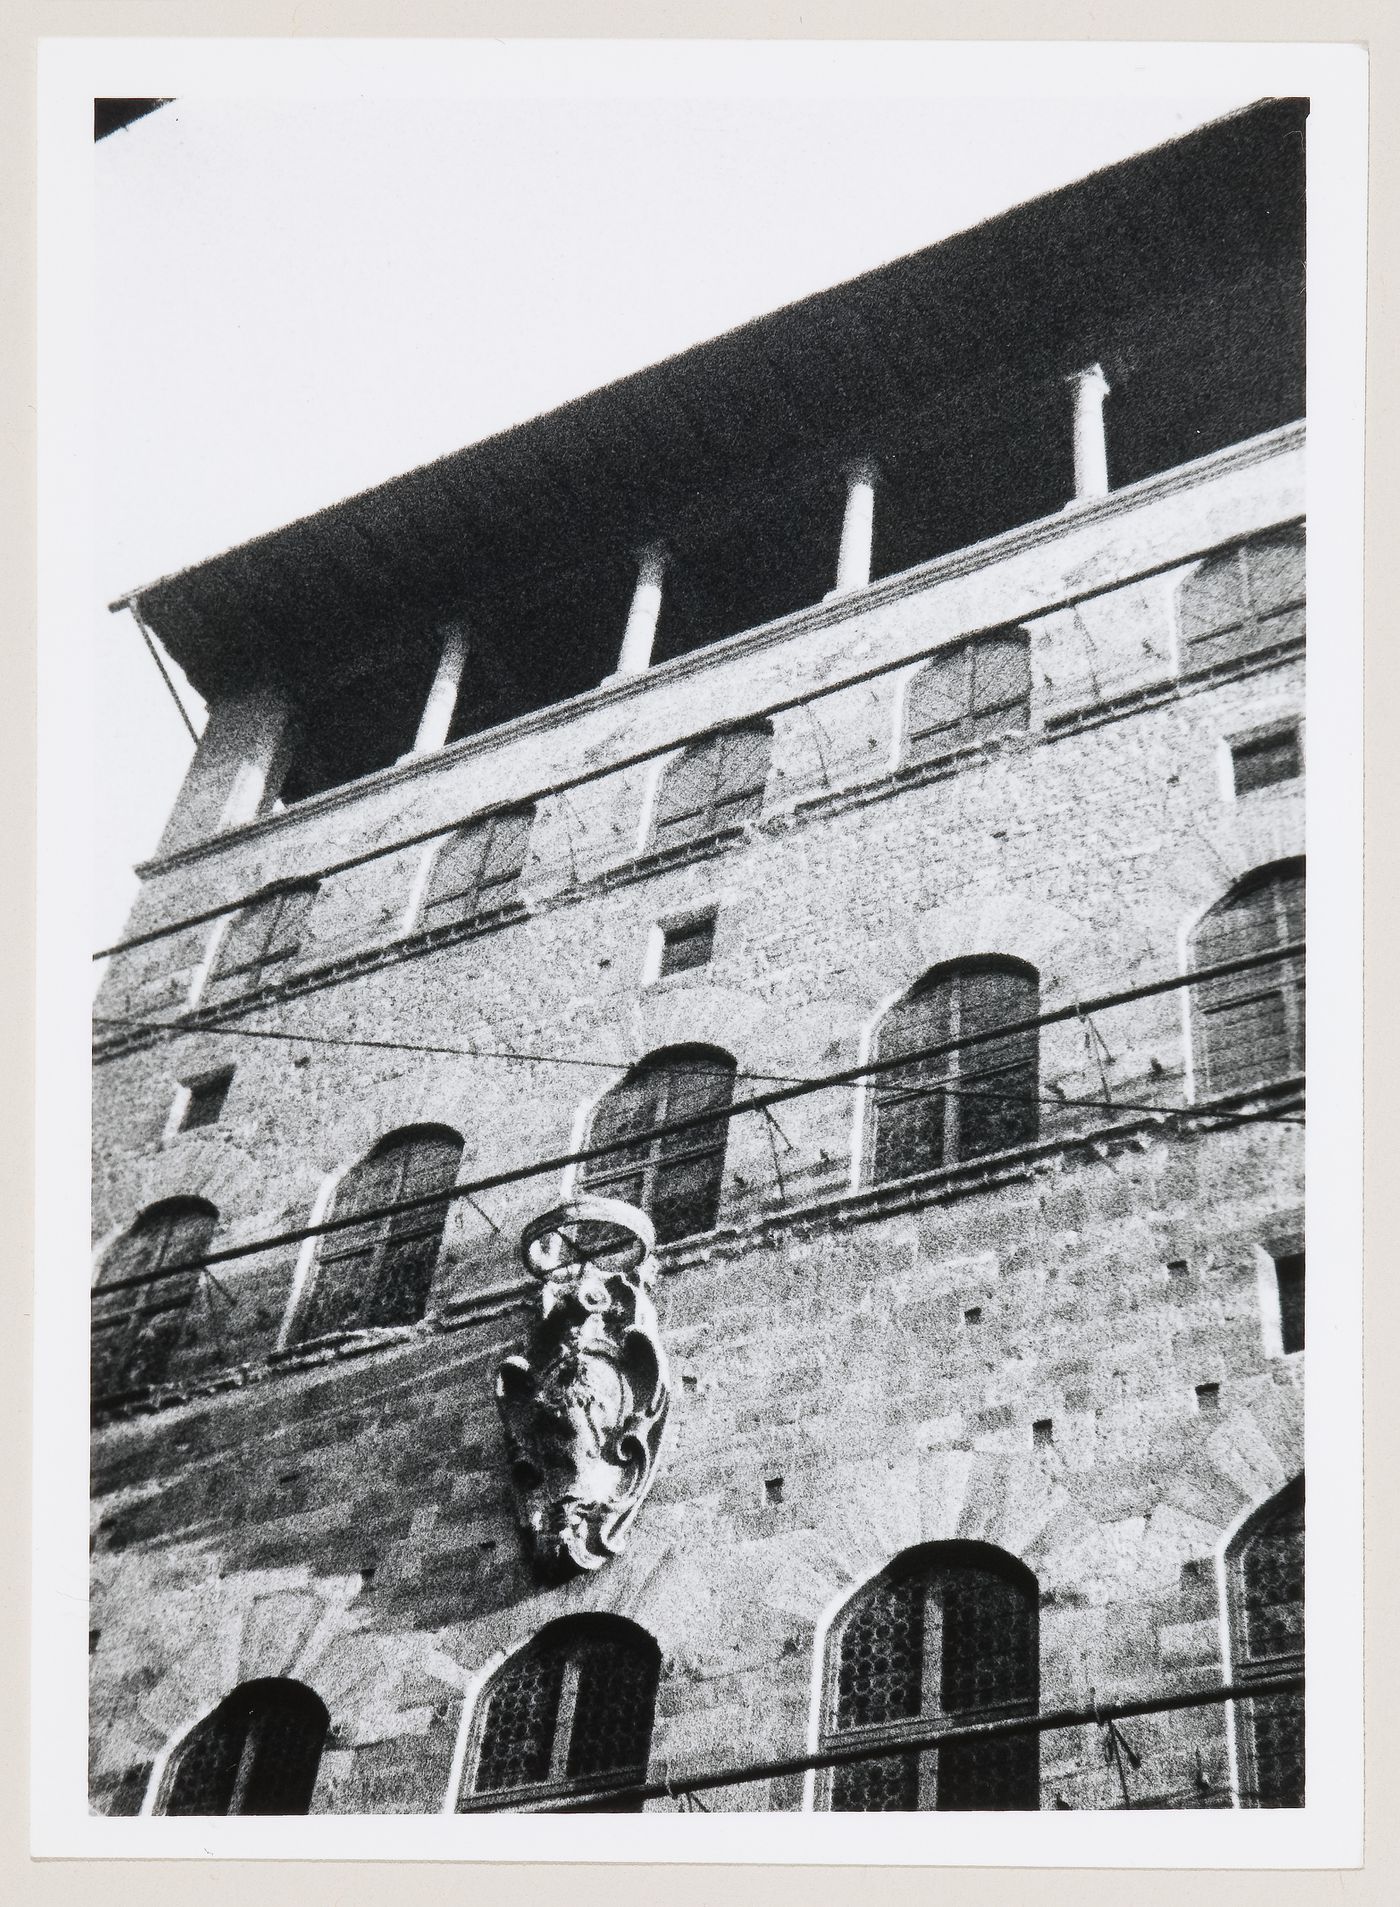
135,424,1305,883
93,632,1304,1068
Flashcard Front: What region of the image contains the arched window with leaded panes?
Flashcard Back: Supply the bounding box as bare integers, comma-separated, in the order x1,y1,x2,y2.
867,959,1039,1185
203,883,318,1004
290,1125,463,1343
904,631,1031,767
159,1678,329,1816
821,1544,1040,1812
1228,1477,1304,1808
92,1197,218,1402
420,805,535,932
1190,861,1304,1097
649,722,772,852
1177,528,1305,674
580,1045,736,1244
459,1617,660,1812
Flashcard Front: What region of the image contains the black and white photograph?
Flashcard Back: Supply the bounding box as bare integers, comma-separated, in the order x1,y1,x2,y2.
32,35,1366,1864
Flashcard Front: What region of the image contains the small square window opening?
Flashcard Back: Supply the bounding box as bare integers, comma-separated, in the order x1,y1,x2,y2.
1032,1418,1054,1447
180,1068,234,1131
1231,726,1302,796
1273,1249,1304,1354
1195,1382,1221,1415
659,913,717,977
764,1476,785,1505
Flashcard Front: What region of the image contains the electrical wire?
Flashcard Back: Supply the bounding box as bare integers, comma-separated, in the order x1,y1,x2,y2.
90,1011,1300,1136
90,941,1305,1296
90,1014,821,1088
473,1672,1306,1815
129,600,201,746
91,514,1303,963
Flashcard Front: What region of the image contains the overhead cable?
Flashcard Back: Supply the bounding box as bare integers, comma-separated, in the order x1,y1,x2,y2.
91,515,1303,963
91,940,1304,1295
492,1672,1306,1814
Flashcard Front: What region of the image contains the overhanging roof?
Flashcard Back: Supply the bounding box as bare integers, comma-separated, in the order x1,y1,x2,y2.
115,98,1307,704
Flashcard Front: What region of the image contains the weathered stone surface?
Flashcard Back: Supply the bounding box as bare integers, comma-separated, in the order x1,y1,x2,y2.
89,431,1305,1815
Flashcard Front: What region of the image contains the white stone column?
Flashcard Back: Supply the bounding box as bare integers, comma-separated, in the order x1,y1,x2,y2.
150,682,294,853
408,620,469,756
216,687,297,831
829,457,878,596
1067,364,1111,502
614,545,667,677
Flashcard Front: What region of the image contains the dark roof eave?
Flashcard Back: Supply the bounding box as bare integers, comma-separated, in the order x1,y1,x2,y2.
112,97,1308,700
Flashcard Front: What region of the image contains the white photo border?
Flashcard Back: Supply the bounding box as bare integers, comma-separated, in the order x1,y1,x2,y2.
34,34,1368,1865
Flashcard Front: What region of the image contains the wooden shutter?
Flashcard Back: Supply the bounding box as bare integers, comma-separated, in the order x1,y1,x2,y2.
582,1050,735,1242
1180,530,1305,672
1192,863,1304,1095
424,809,533,929
294,1130,461,1341
207,887,315,997
872,964,1038,1184
906,649,972,763
92,1201,216,1399
907,635,1029,764
709,725,772,829
478,806,534,900
651,727,771,850
967,634,1031,739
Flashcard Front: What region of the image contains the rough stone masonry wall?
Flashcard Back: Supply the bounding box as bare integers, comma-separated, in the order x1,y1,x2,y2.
89,1117,1303,1815
89,428,1306,1813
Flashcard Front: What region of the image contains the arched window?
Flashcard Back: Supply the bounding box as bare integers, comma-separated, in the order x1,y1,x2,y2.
905,631,1031,767
460,1617,660,1812
421,806,534,931
580,1046,736,1244
822,1545,1039,1812
1190,861,1304,1096
160,1678,329,1815
204,884,318,1004
1227,1477,1304,1808
650,722,772,852
291,1126,463,1343
869,960,1039,1185
92,1198,217,1400
1178,528,1305,673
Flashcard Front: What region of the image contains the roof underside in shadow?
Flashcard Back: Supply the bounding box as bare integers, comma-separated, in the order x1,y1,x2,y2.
120,98,1308,712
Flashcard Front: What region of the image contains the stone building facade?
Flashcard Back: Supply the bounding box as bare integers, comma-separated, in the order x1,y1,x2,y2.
89,102,1307,1817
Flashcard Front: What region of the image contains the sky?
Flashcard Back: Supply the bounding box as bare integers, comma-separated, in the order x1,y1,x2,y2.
93,84,1266,956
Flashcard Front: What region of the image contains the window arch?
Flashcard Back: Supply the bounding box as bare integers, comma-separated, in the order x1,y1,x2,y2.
822,1544,1039,1812
868,959,1039,1185
421,805,534,931
650,722,772,852
159,1678,329,1815
1227,1477,1304,1808
1190,861,1304,1096
204,884,318,1004
459,1617,660,1812
580,1045,736,1244
92,1198,217,1401
904,631,1031,767
290,1125,463,1344
1178,527,1305,673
